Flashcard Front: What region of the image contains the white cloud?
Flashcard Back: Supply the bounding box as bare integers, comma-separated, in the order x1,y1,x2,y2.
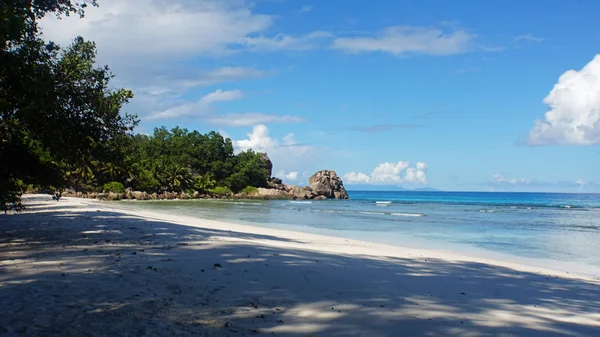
343,172,371,184
276,171,299,181
174,67,267,89
39,0,327,123
112,66,267,121
492,173,531,185
206,113,304,127
242,31,333,52
514,33,544,43
371,161,410,183
331,25,473,56
40,0,330,60
344,161,428,185
234,124,279,152
201,89,244,105
147,89,243,120
576,179,588,187
527,54,600,145
134,67,267,97
405,162,428,184
233,125,323,178
41,1,262,58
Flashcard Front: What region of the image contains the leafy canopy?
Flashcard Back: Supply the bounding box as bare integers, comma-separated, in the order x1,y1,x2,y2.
1,0,137,211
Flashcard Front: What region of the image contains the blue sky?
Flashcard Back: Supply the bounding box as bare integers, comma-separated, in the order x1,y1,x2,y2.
41,0,600,192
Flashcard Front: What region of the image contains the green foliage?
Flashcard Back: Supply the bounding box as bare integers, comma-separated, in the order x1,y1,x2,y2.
0,1,273,206
241,186,259,195
226,150,269,192
1,179,24,213
126,127,265,194
193,174,216,194
1,0,137,210
134,169,160,193
210,186,232,197
102,181,124,194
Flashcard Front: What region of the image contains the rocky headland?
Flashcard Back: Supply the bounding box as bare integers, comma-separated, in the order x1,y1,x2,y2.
61,154,349,201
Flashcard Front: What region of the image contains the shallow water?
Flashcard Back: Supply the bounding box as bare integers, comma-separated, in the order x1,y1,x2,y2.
117,191,600,274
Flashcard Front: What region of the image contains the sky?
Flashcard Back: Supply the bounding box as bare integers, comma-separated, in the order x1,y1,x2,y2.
40,0,600,193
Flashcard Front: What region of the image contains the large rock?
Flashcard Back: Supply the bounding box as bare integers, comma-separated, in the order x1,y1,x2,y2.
257,188,286,197
132,191,149,200
259,153,273,179
256,188,293,200
107,192,124,200
308,170,349,199
268,177,286,191
164,192,177,200
289,186,312,200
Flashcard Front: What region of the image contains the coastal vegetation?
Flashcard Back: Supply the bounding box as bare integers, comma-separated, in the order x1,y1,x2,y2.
0,0,269,211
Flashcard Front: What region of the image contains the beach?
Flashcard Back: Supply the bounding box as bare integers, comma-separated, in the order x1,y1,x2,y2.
1,195,599,336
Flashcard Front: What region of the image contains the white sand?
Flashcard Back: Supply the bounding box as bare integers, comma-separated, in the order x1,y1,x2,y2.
1,195,599,336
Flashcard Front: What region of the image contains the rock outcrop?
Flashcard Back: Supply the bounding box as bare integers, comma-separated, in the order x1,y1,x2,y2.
308,170,349,199
259,152,273,180
254,169,349,200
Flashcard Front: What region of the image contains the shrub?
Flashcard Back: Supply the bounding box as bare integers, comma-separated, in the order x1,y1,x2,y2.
103,181,125,193
241,186,258,195
210,186,232,196
134,169,160,192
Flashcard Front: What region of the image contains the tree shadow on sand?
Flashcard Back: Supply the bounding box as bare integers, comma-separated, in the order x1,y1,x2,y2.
1,198,599,336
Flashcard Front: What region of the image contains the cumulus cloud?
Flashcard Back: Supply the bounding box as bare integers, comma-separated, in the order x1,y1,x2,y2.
371,161,410,184
343,172,371,184
344,161,428,185
331,25,473,56
233,125,324,176
276,171,299,181
234,125,279,152
405,162,428,183
527,54,600,145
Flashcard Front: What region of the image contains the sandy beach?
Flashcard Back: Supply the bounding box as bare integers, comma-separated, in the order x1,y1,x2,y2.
1,195,599,336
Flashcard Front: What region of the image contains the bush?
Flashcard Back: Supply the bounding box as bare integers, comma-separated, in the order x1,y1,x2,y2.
134,169,160,192
241,186,258,195
103,181,125,193
210,186,232,196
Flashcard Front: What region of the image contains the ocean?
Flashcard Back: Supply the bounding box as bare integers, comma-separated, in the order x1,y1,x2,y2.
118,191,600,275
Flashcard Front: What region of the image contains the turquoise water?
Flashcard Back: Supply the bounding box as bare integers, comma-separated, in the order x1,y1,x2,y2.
118,191,600,273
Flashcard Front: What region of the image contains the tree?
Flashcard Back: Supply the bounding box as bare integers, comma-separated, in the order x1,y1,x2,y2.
227,150,269,192
1,1,137,210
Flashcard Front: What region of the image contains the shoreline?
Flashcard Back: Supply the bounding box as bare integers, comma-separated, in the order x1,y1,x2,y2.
2,194,600,336
111,196,600,280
